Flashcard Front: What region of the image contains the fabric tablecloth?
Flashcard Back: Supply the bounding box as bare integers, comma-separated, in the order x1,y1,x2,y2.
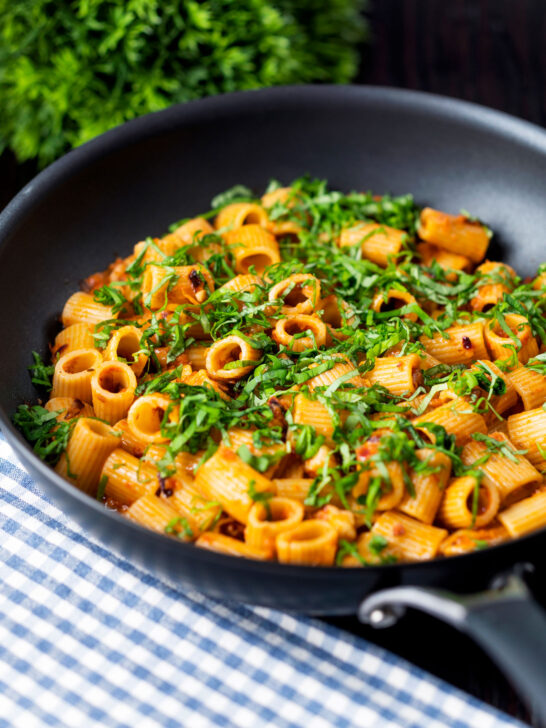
0,435,526,728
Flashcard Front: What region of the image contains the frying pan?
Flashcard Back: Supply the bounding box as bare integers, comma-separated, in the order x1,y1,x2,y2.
0,86,545,721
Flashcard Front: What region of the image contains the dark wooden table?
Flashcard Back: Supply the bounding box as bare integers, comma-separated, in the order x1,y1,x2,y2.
1,1,545,724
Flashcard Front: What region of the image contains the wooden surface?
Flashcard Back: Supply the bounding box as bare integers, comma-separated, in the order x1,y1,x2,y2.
1,1,545,724
359,0,546,127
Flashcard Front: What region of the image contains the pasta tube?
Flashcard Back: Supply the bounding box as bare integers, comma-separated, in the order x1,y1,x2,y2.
419,208,490,262
469,360,518,417
62,291,116,327
215,203,269,230
421,321,488,365
470,262,515,313
185,345,210,371
140,264,171,309
126,494,195,540
55,417,120,495
245,497,304,554
224,427,285,478
276,520,338,566
101,448,157,505
268,274,321,315
507,366,546,410
484,314,538,365
416,242,471,278
127,394,177,445
103,325,147,377
498,490,546,538
439,525,509,556
532,272,546,292
91,360,137,424
170,483,222,535
340,531,402,567
272,478,341,508
315,505,356,541
224,224,280,275
371,288,417,322
51,348,103,403
168,265,215,305
171,217,214,245
261,186,295,209
371,512,447,561
52,324,94,359
417,351,442,370
142,264,214,309
183,369,231,400
338,222,405,267
320,295,357,340
462,433,541,501
507,408,546,467
170,217,219,262
113,418,147,457
132,238,176,265
195,446,274,524
45,397,94,421
307,355,363,392
366,354,423,396
303,444,336,477
292,394,335,443
469,263,511,309
205,335,261,381
413,395,487,446
438,475,500,529
398,449,452,524
196,532,271,560
272,315,327,352
218,274,262,296
351,461,405,514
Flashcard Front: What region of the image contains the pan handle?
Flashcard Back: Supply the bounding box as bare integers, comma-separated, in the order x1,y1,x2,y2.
358,568,546,724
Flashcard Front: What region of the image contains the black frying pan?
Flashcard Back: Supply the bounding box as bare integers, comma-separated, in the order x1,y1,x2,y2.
0,86,545,721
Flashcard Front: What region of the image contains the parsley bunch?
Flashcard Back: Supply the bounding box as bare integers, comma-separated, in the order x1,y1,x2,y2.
1,0,367,166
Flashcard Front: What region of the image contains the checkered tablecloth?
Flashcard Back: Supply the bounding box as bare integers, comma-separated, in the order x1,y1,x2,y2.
0,435,526,728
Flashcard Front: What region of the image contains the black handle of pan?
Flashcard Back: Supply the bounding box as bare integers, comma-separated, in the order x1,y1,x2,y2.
358,567,546,725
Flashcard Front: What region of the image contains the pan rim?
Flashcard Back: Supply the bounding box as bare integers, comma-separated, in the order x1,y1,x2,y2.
1,84,545,581
2,83,546,239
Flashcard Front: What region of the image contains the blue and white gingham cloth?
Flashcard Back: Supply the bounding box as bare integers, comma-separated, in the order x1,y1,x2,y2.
0,435,526,728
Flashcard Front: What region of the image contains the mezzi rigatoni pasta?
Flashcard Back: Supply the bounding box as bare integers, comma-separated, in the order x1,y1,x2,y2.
13,177,546,566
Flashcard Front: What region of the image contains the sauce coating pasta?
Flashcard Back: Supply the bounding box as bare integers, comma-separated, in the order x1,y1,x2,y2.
14,178,546,565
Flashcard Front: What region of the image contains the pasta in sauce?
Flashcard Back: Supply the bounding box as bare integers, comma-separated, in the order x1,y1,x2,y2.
14,178,546,566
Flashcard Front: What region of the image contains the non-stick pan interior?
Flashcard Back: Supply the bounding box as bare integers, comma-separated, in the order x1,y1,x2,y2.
0,86,545,613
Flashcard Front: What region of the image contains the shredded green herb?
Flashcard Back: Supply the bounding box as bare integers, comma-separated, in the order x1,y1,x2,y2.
29,352,54,390
13,405,74,467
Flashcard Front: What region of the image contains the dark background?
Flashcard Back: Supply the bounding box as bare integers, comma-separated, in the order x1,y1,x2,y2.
1,0,545,724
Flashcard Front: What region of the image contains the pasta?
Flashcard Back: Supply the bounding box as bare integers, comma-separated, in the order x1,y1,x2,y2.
245,497,304,554
51,348,103,402
52,323,94,359
366,354,422,396
418,208,490,262
103,324,148,377
338,222,405,267
55,418,120,495
14,177,546,567
91,360,137,424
